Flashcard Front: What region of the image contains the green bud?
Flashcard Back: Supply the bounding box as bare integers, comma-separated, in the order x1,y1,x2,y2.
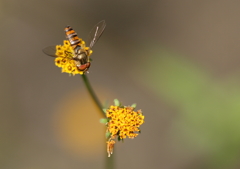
131,103,137,108
114,99,120,106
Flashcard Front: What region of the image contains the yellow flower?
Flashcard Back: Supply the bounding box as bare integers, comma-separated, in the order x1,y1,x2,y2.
54,40,92,75
104,99,145,157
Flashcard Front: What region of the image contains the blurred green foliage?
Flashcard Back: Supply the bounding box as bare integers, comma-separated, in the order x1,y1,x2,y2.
136,47,240,168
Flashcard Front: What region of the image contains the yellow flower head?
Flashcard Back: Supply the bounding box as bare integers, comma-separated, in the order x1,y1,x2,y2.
54,40,93,75
104,99,145,157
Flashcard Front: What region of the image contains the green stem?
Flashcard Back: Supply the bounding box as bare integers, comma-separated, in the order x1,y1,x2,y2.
81,74,106,117
81,74,114,169
106,154,114,169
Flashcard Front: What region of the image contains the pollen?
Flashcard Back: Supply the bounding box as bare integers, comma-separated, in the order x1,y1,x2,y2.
105,100,145,157
54,40,92,75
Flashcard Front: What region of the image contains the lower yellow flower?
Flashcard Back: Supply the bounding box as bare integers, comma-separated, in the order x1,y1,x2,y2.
104,99,145,157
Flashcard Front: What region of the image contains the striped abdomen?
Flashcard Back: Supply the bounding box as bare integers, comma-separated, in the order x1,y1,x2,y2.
64,26,82,53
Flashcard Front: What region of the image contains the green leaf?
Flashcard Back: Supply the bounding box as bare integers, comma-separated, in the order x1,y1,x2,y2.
105,132,111,139
100,118,108,124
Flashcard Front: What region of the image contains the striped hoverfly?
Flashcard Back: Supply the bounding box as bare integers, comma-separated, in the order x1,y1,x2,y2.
43,20,106,74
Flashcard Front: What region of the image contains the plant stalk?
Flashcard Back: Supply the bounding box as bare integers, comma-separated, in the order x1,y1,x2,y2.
81,74,106,117
81,74,114,169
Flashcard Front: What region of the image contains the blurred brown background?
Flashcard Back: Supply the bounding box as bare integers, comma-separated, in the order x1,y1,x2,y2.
1,0,240,169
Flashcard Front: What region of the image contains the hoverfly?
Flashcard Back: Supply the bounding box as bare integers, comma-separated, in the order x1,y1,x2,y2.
43,20,106,73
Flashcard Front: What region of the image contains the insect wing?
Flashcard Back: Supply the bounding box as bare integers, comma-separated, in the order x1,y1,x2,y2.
87,20,106,49
42,46,58,57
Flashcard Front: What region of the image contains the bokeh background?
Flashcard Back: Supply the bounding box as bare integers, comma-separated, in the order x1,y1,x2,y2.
1,0,240,169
